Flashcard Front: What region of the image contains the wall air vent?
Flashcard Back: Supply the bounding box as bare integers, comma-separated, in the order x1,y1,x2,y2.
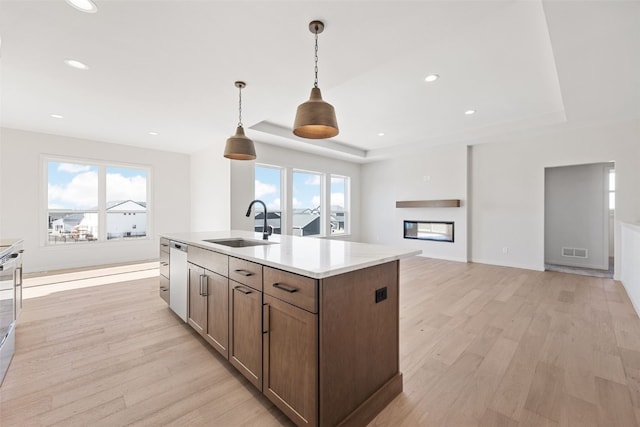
574,248,588,258
561,247,588,259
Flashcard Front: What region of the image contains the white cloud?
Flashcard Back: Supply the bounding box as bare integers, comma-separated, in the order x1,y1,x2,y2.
255,180,277,198
331,176,345,184
57,163,92,173
331,192,344,208
267,198,281,210
106,173,147,203
304,175,321,186
311,196,321,207
48,171,98,210
292,197,302,208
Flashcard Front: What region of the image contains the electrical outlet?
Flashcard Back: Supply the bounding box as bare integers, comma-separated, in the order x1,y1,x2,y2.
375,287,388,303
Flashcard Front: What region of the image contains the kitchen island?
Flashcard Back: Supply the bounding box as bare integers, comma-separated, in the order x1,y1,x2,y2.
160,231,419,427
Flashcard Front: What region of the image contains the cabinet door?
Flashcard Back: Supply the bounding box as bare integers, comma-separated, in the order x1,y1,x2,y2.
187,264,206,335
263,294,318,426
229,281,263,390
205,271,229,359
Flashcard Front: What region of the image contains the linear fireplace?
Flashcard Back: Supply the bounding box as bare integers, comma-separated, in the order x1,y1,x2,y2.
403,220,454,242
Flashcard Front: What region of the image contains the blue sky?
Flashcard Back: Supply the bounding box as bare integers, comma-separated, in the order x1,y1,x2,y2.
48,162,146,210
255,165,345,212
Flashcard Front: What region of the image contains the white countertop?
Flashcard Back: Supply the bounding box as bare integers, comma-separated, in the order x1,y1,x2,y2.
161,230,421,279
0,239,23,258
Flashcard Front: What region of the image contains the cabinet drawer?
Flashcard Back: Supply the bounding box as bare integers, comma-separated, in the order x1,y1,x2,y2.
160,237,170,254
229,257,263,291
159,275,170,304
263,267,317,313
159,250,169,278
189,245,228,277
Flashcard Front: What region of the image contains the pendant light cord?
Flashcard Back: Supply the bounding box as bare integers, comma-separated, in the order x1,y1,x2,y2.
238,85,243,127
314,27,319,88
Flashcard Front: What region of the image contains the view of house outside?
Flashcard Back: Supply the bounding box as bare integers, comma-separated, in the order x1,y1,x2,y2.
47,161,148,244
292,171,322,236
330,176,347,235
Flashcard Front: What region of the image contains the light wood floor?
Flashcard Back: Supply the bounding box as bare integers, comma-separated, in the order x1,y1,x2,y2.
2,257,640,426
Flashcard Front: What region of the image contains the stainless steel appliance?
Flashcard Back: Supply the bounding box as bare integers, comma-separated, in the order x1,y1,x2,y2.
169,241,188,322
0,240,22,385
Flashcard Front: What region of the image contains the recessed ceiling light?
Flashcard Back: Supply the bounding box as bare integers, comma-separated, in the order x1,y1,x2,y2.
64,59,89,70
464,109,476,115
148,131,159,136
65,0,97,13
424,74,439,83
378,132,385,137
50,114,64,119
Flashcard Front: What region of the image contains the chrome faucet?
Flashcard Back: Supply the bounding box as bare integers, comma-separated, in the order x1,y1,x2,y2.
246,199,272,240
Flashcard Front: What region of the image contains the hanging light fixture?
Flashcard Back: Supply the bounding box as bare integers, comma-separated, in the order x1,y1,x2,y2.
224,81,257,160
293,20,339,139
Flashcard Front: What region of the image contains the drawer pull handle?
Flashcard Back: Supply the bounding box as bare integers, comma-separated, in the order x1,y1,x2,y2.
160,287,168,291
235,286,252,295
161,243,169,247
263,303,269,334
273,283,297,293
234,269,253,277
199,274,209,297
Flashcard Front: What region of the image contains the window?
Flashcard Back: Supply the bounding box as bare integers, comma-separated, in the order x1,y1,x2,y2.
254,165,282,235
46,159,149,245
293,171,322,236
609,169,615,210
330,175,349,235
254,164,351,237
47,161,99,244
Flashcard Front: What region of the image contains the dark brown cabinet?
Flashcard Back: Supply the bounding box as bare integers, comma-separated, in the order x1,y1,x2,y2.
263,294,318,426
229,281,263,390
166,236,402,427
188,263,229,358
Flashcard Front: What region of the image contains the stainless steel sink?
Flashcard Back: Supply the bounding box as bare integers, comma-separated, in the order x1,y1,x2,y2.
202,238,276,248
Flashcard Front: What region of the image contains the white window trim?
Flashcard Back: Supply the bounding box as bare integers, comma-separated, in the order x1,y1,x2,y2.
255,163,351,238
41,154,153,247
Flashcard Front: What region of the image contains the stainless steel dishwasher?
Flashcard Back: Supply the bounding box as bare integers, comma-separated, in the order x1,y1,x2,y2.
169,241,188,322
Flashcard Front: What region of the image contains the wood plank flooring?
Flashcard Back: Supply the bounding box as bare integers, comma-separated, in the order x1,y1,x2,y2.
2,257,640,426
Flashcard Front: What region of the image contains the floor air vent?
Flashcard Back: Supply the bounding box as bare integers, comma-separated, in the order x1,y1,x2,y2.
561,247,589,259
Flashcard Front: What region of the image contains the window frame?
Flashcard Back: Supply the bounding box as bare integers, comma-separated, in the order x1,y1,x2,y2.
42,155,152,247
608,168,615,211
329,174,350,236
292,169,324,237
254,163,351,238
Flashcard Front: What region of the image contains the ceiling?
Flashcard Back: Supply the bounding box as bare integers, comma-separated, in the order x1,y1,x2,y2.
1,0,638,163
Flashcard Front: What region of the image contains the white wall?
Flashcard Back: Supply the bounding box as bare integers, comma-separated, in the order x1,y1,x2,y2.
360,144,468,262
470,119,640,278
0,128,190,273
621,222,640,315
544,163,612,269
229,142,362,241
190,144,230,232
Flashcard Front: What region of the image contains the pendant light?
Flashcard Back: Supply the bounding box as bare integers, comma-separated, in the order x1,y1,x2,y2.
224,81,257,160
293,20,339,139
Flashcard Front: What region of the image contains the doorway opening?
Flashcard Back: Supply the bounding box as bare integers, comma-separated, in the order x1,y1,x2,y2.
544,162,615,279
